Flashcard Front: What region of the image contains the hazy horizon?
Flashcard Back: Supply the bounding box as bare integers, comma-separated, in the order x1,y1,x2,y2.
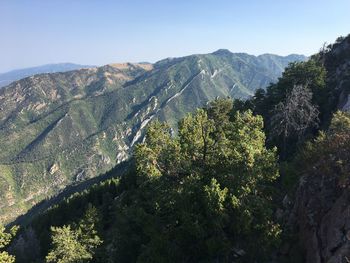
0,50,308,74
1,0,349,72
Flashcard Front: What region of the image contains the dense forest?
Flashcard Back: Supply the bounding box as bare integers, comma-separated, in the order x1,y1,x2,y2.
1,35,350,262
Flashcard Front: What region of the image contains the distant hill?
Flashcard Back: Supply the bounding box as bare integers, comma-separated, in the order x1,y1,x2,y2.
0,51,306,222
0,63,95,88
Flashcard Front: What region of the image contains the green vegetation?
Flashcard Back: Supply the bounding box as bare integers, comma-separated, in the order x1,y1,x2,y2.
0,51,304,223
16,100,349,262
3,35,350,262
0,225,18,263
46,205,102,263
238,59,327,159
14,99,280,262
117,101,280,262
293,110,350,188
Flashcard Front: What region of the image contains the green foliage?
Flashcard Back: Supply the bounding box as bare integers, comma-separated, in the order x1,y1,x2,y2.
245,58,327,159
252,59,326,121
46,205,102,263
22,99,281,262
46,225,91,263
328,110,350,133
0,225,18,263
0,52,305,223
27,95,349,262
296,111,350,186
111,99,280,262
28,177,120,260
8,36,350,262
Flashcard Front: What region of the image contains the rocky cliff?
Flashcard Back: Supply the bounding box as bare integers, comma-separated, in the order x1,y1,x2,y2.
291,168,350,262
286,34,350,263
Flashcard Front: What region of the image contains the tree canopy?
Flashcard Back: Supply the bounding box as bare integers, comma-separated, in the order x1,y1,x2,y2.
46,205,102,263
111,99,280,262
0,225,18,263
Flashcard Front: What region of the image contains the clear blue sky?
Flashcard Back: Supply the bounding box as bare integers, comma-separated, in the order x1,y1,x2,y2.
1,0,350,72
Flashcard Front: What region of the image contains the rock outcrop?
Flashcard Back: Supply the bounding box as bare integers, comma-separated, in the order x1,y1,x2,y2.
287,35,350,262
324,35,350,112
291,174,350,263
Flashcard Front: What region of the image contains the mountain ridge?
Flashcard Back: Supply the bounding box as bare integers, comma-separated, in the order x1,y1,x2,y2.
0,63,96,88
0,51,306,223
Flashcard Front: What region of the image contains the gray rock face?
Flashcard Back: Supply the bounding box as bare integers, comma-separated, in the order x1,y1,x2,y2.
290,172,350,263
326,36,350,112
285,35,350,262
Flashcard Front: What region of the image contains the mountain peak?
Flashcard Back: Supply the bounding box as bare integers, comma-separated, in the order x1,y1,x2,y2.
212,49,232,56
108,62,153,71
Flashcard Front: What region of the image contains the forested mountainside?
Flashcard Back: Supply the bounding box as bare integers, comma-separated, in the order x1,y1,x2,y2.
0,51,305,223
1,35,349,263
0,63,95,88
285,35,350,263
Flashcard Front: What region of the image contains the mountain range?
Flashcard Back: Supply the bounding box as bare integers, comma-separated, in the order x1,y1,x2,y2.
0,50,306,223
0,63,95,88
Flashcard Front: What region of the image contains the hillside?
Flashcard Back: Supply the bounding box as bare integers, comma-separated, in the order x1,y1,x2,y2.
0,51,305,223
0,63,95,88
2,34,350,262
284,34,350,263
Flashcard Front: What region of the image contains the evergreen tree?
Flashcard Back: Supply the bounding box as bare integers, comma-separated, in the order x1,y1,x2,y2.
112,99,280,262
270,84,319,157
76,204,103,256
46,225,92,263
46,205,102,263
0,225,18,263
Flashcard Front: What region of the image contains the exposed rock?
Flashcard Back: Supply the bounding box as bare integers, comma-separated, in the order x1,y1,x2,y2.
75,170,86,182
289,173,350,262
48,163,59,174
324,36,350,112
0,51,305,223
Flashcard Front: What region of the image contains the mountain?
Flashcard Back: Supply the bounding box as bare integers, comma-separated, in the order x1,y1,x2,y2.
327,37,350,111
0,63,95,88
286,35,350,262
0,51,306,223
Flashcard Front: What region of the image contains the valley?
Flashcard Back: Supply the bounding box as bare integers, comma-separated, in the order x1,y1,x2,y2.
0,51,305,223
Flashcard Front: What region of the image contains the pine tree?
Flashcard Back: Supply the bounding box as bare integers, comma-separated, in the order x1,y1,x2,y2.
46,225,91,263
0,225,18,263
270,84,319,157
46,205,102,263
118,99,281,261
76,204,103,256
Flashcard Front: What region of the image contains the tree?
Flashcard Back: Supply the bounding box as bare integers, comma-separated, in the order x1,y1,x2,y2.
290,111,350,194
179,108,215,165
46,205,102,263
76,204,103,255
113,99,280,262
270,84,319,157
46,225,91,263
0,225,18,263
248,59,326,158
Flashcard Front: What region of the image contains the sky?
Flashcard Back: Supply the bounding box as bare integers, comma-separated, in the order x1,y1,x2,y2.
1,0,350,72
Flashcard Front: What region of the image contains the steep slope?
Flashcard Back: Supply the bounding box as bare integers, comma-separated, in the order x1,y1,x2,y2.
0,63,95,88
0,51,305,223
287,114,350,263
282,35,350,263
324,36,350,112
